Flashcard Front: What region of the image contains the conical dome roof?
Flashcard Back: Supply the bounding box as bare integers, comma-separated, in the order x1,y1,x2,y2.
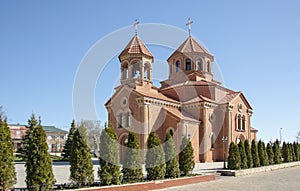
119,35,153,61
168,36,214,61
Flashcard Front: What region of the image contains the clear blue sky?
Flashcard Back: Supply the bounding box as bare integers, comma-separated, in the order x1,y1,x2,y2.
1,0,300,143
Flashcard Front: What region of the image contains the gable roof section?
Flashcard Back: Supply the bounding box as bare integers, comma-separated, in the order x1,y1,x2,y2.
105,85,179,107
118,35,153,61
230,92,253,110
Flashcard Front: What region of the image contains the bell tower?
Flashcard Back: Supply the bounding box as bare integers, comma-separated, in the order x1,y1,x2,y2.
118,20,154,87
165,18,215,85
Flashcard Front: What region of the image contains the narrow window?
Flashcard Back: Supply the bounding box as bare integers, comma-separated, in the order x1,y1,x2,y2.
126,112,130,127
242,116,246,130
238,115,241,130
176,61,181,72
211,133,215,149
207,61,211,73
185,59,191,71
197,59,202,71
118,114,123,128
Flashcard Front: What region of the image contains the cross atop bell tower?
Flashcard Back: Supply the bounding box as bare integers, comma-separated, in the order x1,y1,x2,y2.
186,18,193,36
134,19,139,35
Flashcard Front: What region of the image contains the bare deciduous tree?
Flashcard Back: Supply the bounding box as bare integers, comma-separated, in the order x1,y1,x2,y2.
79,120,102,157
297,130,300,142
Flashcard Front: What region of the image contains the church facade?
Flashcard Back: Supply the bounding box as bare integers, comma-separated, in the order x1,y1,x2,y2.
105,28,257,163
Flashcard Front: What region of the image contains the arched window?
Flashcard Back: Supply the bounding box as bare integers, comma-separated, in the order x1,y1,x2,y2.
242,115,246,131
169,129,174,136
176,61,181,72
144,62,151,80
118,114,123,128
207,61,211,73
185,59,191,71
126,112,131,127
121,62,129,80
197,59,202,71
238,114,241,130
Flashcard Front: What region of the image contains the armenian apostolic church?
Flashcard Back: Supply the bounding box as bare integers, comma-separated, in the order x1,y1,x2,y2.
105,20,257,162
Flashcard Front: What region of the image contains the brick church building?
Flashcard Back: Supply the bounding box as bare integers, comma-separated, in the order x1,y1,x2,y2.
105,24,257,163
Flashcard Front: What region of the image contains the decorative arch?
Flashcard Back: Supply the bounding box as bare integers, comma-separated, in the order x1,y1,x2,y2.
119,133,128,163
239,134,246,142
166,127,175,137
130,59,142,79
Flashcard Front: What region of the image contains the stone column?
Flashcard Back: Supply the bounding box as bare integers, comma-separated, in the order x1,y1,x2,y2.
202,104,209,162
140,62,144,81
128,64,133,79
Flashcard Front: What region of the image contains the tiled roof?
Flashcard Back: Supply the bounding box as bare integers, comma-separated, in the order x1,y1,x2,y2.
42,126,68,133
133,88,179,104
218,91,240,104
168,36,214,60
8,124,67,133
163,107,199,123
182,96,204,104
119,35,153,60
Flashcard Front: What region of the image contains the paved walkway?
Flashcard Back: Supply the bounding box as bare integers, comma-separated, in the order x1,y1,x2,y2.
155,166,300,191
14,161,224,188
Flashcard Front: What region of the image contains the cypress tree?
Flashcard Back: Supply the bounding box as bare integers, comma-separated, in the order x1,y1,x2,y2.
0,115,16,190
164,131,180,178
98,124,121,185
298,144,300,161
25,117,55,191
17,114,38,161
290,143,296,162
244,140,253,168
273,139,282,164
122,132,143,183
266,143,274,165
69,125,94,187
293,142,299,161
258,140,268,166
251,140,260,167
228,142,241,170
146,131,166,180
62,120,76,160
238,141,248,169
179,136,195,176
282,142,291,162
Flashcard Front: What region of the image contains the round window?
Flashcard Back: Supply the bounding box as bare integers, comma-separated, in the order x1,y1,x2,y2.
120,97,128,107
238,104,243,112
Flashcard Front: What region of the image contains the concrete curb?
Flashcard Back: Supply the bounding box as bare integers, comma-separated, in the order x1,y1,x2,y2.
76,174,216,191
217,161,300,176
